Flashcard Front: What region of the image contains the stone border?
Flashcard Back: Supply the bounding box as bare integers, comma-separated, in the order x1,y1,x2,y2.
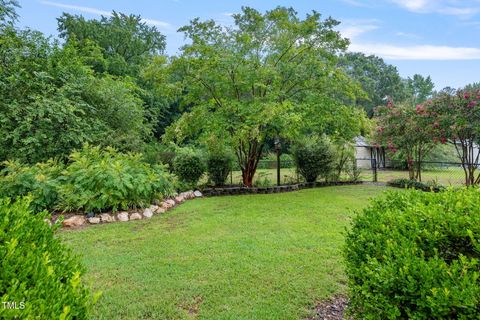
201,181,363,197
59,190,203,228
58,181,364,228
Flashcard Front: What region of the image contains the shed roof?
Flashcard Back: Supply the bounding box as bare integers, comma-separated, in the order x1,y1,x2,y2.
354,136,372,148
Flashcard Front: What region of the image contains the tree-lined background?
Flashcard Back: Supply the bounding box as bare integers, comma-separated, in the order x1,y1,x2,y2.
1,0,478,188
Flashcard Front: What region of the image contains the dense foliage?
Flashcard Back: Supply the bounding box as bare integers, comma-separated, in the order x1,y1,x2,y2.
430,87,480,185
0,160,63,212
374,101,441,181
0,197,93,319
339,52,406,116
58,145,175,212
345,189,480,319
173,148,206,187
164,6,366,186
0,146,175,213
0,27,150,164
207,149,234,186
292,136,335,183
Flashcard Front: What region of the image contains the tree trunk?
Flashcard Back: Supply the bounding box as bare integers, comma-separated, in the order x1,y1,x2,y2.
236,139,263,187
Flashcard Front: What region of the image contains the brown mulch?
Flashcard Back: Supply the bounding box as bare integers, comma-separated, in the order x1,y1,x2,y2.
308,295,350,320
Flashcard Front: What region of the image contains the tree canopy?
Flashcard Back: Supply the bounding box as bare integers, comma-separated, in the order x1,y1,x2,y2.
339,52,406,116
164,6,366,186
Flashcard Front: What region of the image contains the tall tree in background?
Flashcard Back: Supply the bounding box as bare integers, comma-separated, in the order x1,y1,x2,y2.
0,0,19,26
406,74,434,105
57,12,166,76
57,12,174,137
338,52,406,116
164,7,365,186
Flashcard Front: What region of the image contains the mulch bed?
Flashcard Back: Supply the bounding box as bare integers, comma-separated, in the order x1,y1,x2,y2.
308,295,350,320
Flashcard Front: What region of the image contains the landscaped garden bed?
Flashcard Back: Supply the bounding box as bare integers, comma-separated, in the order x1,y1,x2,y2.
201,181,363,196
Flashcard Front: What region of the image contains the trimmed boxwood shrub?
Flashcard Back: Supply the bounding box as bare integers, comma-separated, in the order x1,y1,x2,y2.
292,135,335,183
0,197,94,319
207,150,233,186
173,148,206,187
344,188,480,319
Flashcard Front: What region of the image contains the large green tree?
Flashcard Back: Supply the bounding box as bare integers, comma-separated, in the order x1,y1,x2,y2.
338,52,406,116
57,11,166,76
164,7,365,186
405,74,434,105
57,12,175,136
0,26,149,163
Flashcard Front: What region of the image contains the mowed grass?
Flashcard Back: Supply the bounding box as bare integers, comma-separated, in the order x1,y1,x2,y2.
60,185,389,320
360,167,466,186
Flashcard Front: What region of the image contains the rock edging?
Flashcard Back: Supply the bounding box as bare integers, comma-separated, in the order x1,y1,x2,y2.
59,190,202,228
201,181,363,197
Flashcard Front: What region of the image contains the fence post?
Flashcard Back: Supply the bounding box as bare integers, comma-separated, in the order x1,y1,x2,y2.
230,169,233,185
277,155,281,186
372,158,378,182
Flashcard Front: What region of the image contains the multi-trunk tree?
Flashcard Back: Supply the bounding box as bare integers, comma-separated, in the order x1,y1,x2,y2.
431,87,480,185
373,100,441,181
164,6,365,186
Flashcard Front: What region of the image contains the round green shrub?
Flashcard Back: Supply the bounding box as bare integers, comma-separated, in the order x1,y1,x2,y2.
173,148,206,186
207,150,233,186
344,188,480,319
292,136,335,183
0,197,93,319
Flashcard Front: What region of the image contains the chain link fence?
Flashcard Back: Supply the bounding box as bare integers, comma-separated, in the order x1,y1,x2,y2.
357,159,471,187
225,158,474,187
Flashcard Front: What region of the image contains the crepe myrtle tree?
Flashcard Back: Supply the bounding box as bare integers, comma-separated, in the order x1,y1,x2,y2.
163,6,365,187
431,87,480,185
374,100,441,181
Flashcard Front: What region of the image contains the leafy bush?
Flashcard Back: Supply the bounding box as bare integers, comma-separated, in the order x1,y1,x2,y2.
330,143,358,182
292,136,335,183
344,188,480,319
207,149,233,186
141,142,176,170
58,145,175,212
173,148,206,187
0,197,94,319
0,159,63,212
388,178,445,191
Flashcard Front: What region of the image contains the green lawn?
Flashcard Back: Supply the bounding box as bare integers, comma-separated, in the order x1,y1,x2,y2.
61,185,390,320
360,167,466,186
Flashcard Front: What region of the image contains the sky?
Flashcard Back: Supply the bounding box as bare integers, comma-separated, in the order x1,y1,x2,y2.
15,0,480,90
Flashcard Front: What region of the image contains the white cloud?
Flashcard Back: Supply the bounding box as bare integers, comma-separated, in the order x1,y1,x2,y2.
337,19,380,39
340,0,372,7
391,0,430,11
39,1,172,29
40,1,110,16
349,42,480,60
395,31,421,39
390,0,479,18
